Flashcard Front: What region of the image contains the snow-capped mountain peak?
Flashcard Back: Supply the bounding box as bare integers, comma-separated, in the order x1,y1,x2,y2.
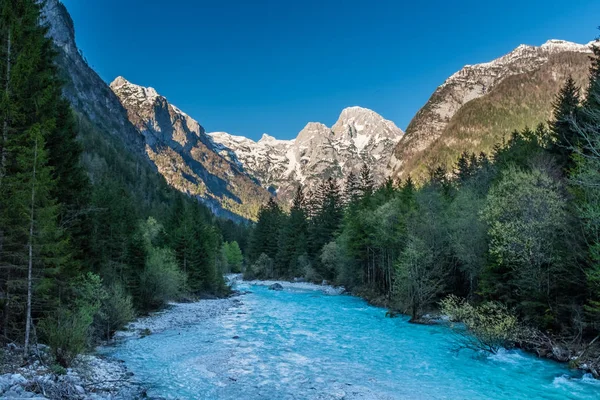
390,38,592,178
110,76,160,106
210,107,404,200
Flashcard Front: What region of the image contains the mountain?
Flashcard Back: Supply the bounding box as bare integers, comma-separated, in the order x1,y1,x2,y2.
42,0,145,155
42,0,399,216
210,106,404,200
43,0,269,221
109,77,270,219
390,39,593,180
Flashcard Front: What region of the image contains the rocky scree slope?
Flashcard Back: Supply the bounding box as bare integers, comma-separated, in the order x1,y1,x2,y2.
390,39,594,180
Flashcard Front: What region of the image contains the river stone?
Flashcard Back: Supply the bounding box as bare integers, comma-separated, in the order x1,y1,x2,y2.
269,283,284,291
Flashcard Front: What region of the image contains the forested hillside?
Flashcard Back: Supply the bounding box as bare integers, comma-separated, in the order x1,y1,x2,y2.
247,37,600,375
0,0,248,368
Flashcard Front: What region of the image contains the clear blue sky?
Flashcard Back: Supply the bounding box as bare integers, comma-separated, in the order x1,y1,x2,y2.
61,0,598,141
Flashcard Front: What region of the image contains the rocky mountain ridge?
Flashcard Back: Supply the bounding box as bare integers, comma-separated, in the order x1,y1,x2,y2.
43,0,596,216
109,77,271,219
389,39,594,179
210,106,404,200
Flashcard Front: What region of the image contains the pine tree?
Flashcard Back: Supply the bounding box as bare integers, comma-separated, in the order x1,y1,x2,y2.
359,163,374,198
343,172,361,205
0,0,75,347
277,186,308,276
585,37,600,110
310,178,343,278
455,151,471,183
248,198,282,268
549,76,581,171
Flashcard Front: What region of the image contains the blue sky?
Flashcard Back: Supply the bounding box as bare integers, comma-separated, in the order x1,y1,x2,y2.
61,0,598,141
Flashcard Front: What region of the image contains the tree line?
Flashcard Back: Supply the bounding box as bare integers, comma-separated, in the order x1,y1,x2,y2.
247,35,600,368
0,0,246,367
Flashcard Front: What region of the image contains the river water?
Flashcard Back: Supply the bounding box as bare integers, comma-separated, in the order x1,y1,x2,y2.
104,282,600,399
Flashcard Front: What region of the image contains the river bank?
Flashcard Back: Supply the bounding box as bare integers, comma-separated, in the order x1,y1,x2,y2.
3,277,598,399
103,279,600,399
0,295,242,399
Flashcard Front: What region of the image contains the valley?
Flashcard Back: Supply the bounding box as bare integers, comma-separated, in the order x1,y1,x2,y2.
0,1,599,399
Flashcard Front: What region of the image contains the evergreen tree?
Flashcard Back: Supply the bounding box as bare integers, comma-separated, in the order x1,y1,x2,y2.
343,172,361,205
248,198,283,267
310,178,343,279
455,151,471,183
585,37,600,110
277,186,308,276
359,163,375,198
549,76,581,171
0,0,74,347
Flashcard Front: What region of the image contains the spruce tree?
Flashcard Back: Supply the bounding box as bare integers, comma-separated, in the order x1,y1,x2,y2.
0,0,76,347
248,198,282,268
343,172,361,205
585,37,600,110
455,151,471,183
310,178,343,278
359,163,375,198
277,186,308,276
549,76,581,171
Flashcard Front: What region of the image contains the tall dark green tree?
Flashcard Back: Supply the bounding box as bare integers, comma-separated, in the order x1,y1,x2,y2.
310,178,343,278
0,0,74,347
359,163,375,198
248,198,283,264
585,37,600,110
277,186,309,276
343,172,361,205
549,76,581,171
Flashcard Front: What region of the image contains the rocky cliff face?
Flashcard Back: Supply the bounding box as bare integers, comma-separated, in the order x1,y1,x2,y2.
42,0,145,154
390,40,593,180
42,1,270,220
109,78,271,219
210,106,404,200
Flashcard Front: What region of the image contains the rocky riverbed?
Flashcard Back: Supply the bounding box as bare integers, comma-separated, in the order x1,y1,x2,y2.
0,296,242,399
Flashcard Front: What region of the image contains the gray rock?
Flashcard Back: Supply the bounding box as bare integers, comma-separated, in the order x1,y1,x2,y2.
269,283,284,291
10,374,27,386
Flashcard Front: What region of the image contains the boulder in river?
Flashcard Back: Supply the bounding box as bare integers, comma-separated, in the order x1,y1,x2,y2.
269,283,284,291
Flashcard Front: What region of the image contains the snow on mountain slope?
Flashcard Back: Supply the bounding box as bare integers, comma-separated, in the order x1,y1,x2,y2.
110,77,271,219
389,39,594,179
210,106,404,200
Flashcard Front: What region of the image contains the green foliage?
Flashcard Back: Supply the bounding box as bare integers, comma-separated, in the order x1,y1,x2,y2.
549,76,581,171
245,253,274,280
139,245,185,311
440,295,523,354
248,198,283,265
39,273,103,367
480,166,575,327
95,282,135,340
320,241,344,280
448,187,487,297
394,235,447,321
222,241,244,273
39,307,91,367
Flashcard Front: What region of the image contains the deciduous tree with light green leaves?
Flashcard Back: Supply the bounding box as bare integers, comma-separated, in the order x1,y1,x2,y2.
481,166,573,327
